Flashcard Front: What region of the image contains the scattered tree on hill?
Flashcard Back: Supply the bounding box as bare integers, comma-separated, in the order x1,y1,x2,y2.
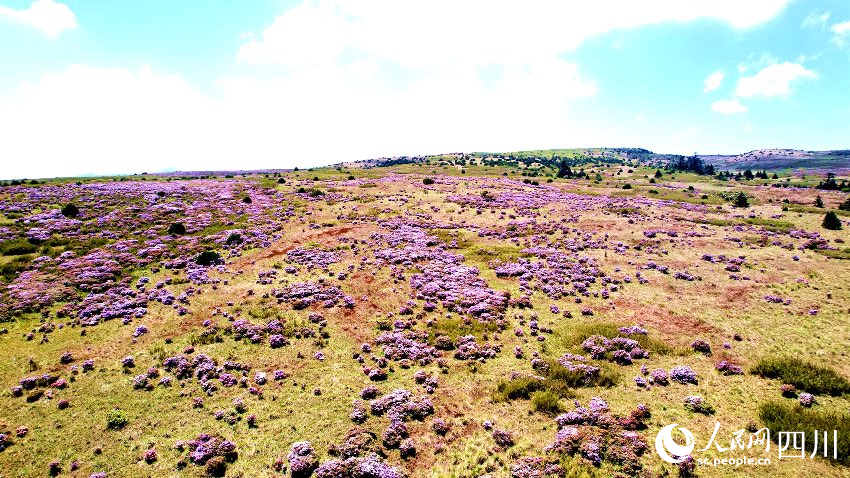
669,155,715,175
556,160,573,179
839,196,850,211
816,173,848,191
822,211,842,230
815,195,824,208
196,251,221,266
732,192,750,208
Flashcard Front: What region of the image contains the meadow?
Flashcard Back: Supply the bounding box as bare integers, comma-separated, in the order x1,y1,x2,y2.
0,154,848,478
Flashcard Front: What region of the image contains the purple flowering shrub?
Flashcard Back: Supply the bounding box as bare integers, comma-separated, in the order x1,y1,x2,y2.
581,335,648,364
548,399,650,471
683,395,715,414
669,366,698,385
287,441,319,478
175,433,237,476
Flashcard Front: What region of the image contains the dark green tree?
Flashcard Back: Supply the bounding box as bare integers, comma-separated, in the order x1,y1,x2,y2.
167,222,186,235
60,203,79,218
815,195,824,208
823,211,842,230
732,192,750,208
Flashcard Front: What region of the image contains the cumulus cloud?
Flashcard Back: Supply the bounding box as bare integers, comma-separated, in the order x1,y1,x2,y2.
711,98,748,114
832,20,850,47
703,71,724,92
735,61,817,98
0,0,76,38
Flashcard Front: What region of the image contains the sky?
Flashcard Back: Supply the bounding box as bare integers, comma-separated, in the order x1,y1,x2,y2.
1,0,849,178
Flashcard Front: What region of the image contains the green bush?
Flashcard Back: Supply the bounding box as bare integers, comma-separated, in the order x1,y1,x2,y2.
494,360,617,405
751,357,850,396
225,233,243,245
759,401,850,464
495,377,544,401
106,409,128,429
622,183,632,189
61,203,79,218
531,390,562,414
1,255,33,282
0,238,38,256
168,222,187,235
423,178,435,185
195,250,221,266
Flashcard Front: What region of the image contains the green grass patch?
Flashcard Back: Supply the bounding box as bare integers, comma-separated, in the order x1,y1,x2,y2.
751,357,850,396
742,217,795,233
531,390,563,414
429,317,500,342
759,401,850,464
815,248,850,260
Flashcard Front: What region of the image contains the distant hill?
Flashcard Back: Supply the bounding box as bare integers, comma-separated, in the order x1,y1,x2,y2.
699,149,850,173
345,148,850,174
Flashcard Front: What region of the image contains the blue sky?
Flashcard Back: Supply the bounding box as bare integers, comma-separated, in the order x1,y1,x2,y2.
1,0,849,178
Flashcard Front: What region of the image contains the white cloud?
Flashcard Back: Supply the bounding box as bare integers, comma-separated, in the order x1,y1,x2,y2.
0,60,600,179
237,0,790,69
0,65,218,178
634,113,645,123
0,0,76,38
0,0,796,178
711,98,748,114
832,20,850,47
735,62,817,98
703,71,724,92
802,11,830,29
737,52,778,73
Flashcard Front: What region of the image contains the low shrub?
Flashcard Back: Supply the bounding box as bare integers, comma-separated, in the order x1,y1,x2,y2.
61,203,79,218
759,401,850,463
751,357,850,396
531,390,562,414
195,251,221,266
0,238,38,256
168,222,187,235
495,377,544,401
106,409,128,429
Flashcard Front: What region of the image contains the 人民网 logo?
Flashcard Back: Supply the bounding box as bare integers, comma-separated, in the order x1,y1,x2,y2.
655,423,695,464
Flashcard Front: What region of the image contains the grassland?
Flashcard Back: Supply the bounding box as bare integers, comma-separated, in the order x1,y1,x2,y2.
0,157,849,478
